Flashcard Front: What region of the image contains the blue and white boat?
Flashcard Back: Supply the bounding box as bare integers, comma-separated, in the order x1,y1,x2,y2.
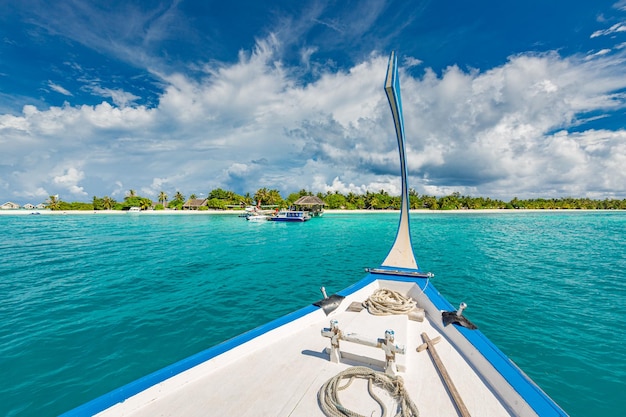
62,52,567,417
270,209,311,222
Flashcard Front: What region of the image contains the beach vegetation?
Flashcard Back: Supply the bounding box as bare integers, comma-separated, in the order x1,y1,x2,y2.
39,190,626,212
103,196,115,210
344,192,365,209
167,198,184,210
119,195,153,211
139,198,152,210
322,191,347,209
46,195,61,210
206,198,228,210
254,188,283,207
92,196,104,210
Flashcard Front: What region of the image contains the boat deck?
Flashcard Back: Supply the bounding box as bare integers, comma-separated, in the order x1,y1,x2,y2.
95,279,516,417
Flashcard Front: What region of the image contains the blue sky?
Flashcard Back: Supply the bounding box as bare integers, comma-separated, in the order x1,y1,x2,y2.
1,0,626,205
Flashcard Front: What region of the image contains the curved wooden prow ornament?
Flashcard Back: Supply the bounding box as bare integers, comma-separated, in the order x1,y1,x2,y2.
381,51,419,270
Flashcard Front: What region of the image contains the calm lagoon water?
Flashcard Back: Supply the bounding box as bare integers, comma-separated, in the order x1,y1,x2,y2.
1,211,624,416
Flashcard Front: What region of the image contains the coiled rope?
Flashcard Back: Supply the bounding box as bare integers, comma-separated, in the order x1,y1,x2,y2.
363,289,417,316
318,366,419,417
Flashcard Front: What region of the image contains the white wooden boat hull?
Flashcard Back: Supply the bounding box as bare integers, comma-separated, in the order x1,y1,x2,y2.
61,272,566,416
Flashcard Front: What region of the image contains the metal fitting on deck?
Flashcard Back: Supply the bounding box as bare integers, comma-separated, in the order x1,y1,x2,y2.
321,321,406,377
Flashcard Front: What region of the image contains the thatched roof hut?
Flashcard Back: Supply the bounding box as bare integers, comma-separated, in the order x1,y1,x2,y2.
293,196,325,217
183,198,207,210
1,201,20,210
293,196,325,206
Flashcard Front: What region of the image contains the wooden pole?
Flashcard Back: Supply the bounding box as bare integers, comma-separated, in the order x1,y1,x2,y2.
418,332,471,417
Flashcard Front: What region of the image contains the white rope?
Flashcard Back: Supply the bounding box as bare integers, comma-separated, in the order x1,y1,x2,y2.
363,289,417,316
317,366,419,417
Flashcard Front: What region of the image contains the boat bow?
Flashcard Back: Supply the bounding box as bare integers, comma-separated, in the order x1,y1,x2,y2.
381,51,419,271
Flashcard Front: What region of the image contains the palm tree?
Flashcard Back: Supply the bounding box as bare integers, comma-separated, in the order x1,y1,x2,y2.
158,191,168,208
267,189,283,206
103,196,114,210
139,198,151,210
127,189,136,199
189,193,197,200
47,195,60,210
254,188,269,205
174,191,184,202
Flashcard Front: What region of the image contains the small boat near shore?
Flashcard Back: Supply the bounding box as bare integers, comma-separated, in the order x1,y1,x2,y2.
246,213,271,222
270,209,311,222
62,52,567,417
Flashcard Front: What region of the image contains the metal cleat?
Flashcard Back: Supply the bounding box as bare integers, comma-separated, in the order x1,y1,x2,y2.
320,320,342,363
321,321,406,376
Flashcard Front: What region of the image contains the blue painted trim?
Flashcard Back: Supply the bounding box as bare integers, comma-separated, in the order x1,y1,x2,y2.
363,271,566,416
62,274,565,417
421,280,568,416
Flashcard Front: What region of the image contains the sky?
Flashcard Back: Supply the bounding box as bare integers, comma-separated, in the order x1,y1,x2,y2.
1,0,626,205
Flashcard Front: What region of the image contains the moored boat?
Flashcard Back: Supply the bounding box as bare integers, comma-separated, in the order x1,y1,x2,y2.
246,213,271,222
62,52,567,417
270,209,311,222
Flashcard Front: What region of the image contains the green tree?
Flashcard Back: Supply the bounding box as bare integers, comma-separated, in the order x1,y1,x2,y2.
207,198,227,210
158,191,168,208
46,195,61,210
266,189,283,206
92,196,104,210
286,192,301,206
139,198,152,210
208,188,230,200
408,189,422,209
121,195,152,210
422,195,438,210
103,196,115,210
254,188,270,205
324,192,347,209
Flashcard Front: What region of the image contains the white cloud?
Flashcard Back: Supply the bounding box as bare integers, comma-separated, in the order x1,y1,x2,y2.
48,81,73,96
403,56,423,68
590,22,626,38
614,1,626,12
586,49,613,60
90,87,141,108
52,166,87,196
2,39,626,204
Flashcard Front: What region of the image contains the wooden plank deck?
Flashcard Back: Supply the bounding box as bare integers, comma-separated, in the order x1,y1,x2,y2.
96,281,513,417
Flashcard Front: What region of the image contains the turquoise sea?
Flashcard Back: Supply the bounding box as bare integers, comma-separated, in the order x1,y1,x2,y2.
1,211,624,416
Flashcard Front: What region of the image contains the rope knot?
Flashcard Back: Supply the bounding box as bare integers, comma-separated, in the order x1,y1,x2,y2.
318,366,419,417
363,289,417,316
